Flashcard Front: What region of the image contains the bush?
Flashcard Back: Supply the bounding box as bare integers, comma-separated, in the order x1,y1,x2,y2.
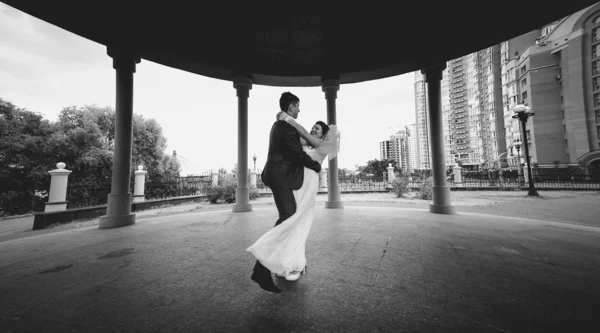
418,177,433,200
390,176,410,198
249,186,261,200
206,179,261,204
0,190,35,216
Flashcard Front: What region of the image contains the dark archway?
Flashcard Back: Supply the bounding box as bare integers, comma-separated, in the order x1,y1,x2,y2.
588,159,600,181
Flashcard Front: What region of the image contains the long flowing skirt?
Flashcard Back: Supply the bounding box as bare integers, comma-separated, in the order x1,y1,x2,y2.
246,167,318,276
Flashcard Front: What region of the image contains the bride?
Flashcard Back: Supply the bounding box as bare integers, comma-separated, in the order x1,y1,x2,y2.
247,111,340,282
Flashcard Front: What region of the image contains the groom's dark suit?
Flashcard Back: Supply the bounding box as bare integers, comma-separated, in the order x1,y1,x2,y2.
261,120,322,226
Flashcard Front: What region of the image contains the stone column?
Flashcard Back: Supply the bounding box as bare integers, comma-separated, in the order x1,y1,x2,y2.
422,65,456,214
322,79,343,209
232,77,252,212
320,168,328,190
132,165,147,203
387,164,395,183
453,165,462,187
212,171,219,186
249,170,257,187
99,48,140,228
44,162,72,212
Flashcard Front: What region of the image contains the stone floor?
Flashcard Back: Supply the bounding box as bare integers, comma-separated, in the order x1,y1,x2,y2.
1,204,599,332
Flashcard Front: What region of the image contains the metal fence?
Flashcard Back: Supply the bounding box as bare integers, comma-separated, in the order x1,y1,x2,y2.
65,172,599,210
145,175,213,200
448,177,600,188
338,176,389,191
66,183,112,209
66,174,214,208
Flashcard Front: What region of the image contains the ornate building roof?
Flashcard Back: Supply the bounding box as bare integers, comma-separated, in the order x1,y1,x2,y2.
2,1,598,86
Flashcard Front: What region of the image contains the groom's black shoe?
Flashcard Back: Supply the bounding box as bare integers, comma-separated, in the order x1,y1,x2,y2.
251,269,281,293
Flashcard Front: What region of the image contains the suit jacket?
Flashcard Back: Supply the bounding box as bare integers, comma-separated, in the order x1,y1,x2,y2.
261,120,322,190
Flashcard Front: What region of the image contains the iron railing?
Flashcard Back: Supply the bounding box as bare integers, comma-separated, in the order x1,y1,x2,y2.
62,172,600,211
448,177,600,188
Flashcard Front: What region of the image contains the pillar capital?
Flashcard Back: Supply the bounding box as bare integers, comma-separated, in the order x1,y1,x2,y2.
321,79,339,101
321,78,340,91
233,76,253,97
134,165,147,176
107,46,141,72
421,63,447,82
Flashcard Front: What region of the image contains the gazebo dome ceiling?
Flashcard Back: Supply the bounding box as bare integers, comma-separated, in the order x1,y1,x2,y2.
3,1,599,86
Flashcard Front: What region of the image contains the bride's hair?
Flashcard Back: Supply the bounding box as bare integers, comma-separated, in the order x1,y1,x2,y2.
315,121,330,137
279,92,299,112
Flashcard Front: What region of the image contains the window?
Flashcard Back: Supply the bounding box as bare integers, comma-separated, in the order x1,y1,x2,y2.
597,127,600,140
521,79,527,87
562,110,565,119
565,139,568,147
594,77,600,91
595,44,600,59
595,93,600,107
595,16,600,24
594,61,600,75
522,91,528,101
594,27,600,42
521,65,527,76
596,110,600,123
563,125,566,133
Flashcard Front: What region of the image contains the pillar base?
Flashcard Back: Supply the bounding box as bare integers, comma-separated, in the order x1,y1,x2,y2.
44,201,67,212
429,203,457,215
232,203,252,212
132,194,145,203
99,213,136,229
99,193,135,228
325,201,344,209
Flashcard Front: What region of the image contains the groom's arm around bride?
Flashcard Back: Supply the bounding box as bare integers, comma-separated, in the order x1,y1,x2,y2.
261,121,321,192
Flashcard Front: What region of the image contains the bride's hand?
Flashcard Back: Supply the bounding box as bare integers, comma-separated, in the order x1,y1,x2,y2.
276,112,299,127
276,111,287,121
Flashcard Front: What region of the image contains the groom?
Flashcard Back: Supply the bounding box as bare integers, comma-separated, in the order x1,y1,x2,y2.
251,92,322,293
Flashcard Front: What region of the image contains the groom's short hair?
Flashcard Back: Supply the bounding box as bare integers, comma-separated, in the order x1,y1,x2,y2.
279,92,299,112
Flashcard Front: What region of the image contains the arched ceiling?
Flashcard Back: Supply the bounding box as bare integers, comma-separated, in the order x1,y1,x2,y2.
2,1,599,86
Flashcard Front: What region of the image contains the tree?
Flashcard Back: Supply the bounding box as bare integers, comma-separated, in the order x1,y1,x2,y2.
338,168,350,176
359,159,397,176
0,99,181,215
0,99,57,214
53,105,180,184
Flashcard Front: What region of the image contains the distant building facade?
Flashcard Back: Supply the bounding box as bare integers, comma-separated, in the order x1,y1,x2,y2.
414,72,431,169
502,2,600,179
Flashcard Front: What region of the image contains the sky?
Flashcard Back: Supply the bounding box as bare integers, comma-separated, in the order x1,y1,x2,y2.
0,3,417,175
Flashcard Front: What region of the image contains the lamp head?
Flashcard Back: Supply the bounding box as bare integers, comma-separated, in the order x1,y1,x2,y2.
512,104,530,114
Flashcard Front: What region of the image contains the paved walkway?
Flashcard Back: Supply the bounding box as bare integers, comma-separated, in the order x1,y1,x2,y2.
1,201,599,332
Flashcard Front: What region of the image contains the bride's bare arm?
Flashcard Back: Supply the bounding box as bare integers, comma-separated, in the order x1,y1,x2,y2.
276,111,323,147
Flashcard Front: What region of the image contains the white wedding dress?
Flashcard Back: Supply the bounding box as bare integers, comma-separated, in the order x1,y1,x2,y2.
247,126,339,277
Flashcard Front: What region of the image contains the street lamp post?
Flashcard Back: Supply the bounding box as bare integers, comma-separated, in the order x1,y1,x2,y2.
513,142,522,178
252,153,257,171
512,105,539,196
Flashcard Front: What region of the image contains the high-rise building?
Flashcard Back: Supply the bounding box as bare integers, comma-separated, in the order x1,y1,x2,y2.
406,124,419,173
441,68,453,166
380,129,409,171
501,30,541,170
443,48,506,170
379,140,391,160
415,45,506,171
502,2,600,177
413,2,600,178
414,72,431,170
